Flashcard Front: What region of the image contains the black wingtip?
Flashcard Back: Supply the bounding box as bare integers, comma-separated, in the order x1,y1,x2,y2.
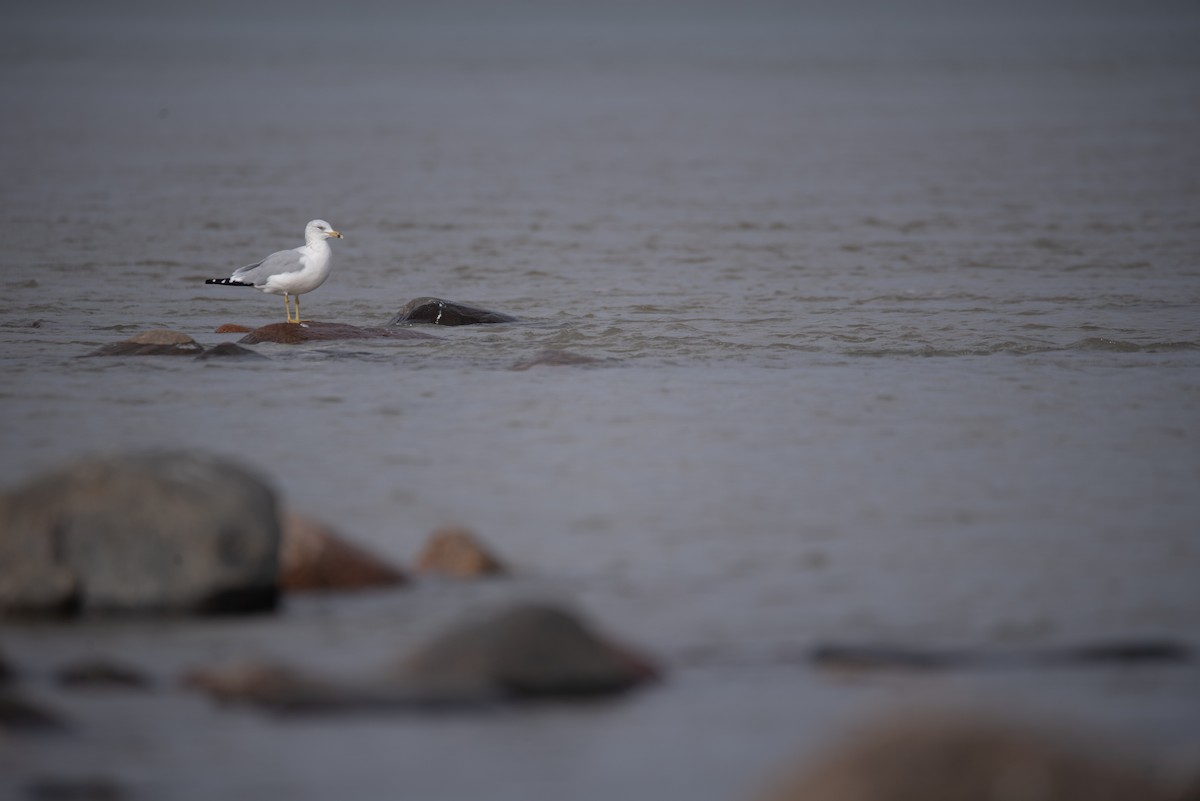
206,278,252,286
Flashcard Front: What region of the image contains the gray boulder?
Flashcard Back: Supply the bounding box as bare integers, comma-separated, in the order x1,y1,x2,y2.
0,451,280,617
387,297,519,326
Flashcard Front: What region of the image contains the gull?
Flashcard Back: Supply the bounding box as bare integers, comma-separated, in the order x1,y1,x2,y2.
206,219,343,323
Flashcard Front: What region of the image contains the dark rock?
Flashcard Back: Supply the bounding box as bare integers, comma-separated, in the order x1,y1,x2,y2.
85,330,204,357
414,526,507,579
755,711,1177,801
24,776,126,801
0,692,67,732
215,323,254,334
280,514,407,592
387,297,519,326
56,660,151,690
393,602,659,699
238,321,438,344
809,638,1194,672
1,647,12,684
194,342,267,360
510,349,607,370
0,451,280,617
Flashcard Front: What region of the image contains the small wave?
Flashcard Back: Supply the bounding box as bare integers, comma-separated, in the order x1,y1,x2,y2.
1068,337,1200,353
844,338,1200,357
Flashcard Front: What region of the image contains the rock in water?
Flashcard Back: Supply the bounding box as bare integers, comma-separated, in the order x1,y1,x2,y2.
387,297,519,326
414,526,508,579
0,451,280,617
394,602,659,699
195,342,268,360
238,321,438,344
86,330,204,357
280,514,407,592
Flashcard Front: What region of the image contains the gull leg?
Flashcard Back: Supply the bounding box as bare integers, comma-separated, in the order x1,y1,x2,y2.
295,295,304,322
284,293,295,324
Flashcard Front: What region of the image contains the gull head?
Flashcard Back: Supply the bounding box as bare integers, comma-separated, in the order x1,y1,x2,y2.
306,219,343,241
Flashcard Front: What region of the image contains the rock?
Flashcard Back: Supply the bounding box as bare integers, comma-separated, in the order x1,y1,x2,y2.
215,323,253,334
56,660,151,690
393,602,659,699
755,711,1177,801
387,297,519,326
510,349,607,370
0,451,280,617
238,321,438,345
0,692,66,732
809,638,1194,672
0,647,12,684
280,514,407,592
414,526,507,579
185,603,658,714
85,330,204,357
194,342,267,360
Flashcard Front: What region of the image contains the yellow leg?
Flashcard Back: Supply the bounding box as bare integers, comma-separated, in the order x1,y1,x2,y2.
294,294,303,322
284,294,294,323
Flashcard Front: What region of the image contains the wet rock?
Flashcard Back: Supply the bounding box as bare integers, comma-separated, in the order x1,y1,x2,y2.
238,320,438,344
393,602,659,699
280,514,407,592
56,660,151,690
215,323,253,334
755,711,1177,801
510,349,607,370
0,692,66,732
85,330,204,357
387,297,519,326
414,526,508,579
194,342,267,360
0,451,280,617
183,661,326,704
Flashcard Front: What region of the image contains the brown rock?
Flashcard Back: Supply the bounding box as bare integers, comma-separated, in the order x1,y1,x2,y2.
86,330,204,356
280,514,406,592
215,323,254,333
756,711,1177,801
414,526,507,578
239,321,438,345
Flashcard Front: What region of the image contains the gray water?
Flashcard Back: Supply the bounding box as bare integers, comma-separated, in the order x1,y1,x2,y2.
2,2,1200,799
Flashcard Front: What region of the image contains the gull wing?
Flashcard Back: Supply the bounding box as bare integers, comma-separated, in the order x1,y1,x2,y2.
229,248,304,286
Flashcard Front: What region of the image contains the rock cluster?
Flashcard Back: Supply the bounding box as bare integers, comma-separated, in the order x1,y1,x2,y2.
387,297,519,326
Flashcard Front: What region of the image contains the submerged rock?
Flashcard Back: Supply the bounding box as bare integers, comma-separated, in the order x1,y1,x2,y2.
387,297,519,326
55,660,152,690
238,321,438,344
280,514,407,592
0,692,67,732
187,602,658,713
510,349,607,370
195,342,267,360
215,323,254,334
755,711,1179,801
0,451,280,617
86,330,204,357
414,526,508,579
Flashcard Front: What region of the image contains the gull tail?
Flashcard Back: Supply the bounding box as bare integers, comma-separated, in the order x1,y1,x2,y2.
206,278,253,286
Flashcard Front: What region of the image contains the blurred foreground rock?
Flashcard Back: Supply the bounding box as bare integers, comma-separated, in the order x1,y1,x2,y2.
280,514,407,592
0,451,280,617
86,330,204,356
187,602,658,712
238,321,438,344
387,297,519,326
414,526,507,578
756,711,1181,801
